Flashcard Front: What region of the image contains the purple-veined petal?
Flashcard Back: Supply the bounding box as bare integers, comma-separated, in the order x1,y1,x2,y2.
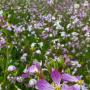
36,79,54,90
51,69,61,86
62,74,79,82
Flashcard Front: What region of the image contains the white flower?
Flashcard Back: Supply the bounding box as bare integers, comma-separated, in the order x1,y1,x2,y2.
7,65,16,72
54,20,64,30
82,84,88,90
31,31,35,35
82,25,88,31
23,68,28,73
0,37,6,48
20,56,26,62
23,53,27,57
28,79,37,87
74,4,80,9
71,32,78,36
28,25,32,32
35,50,41,54
49,34,53,37
45,28,49,32
85,32,90,37
61,32,66,37
7,74,16,83
84,1,89,7
31,43,36,48
39,42,43,47
71,61,81,67
72,18,79,24
0,10,3,16
52,16,55,20
16,76,23,83
20,53,27,62
72,36,78,41
52,39,59,44
67,23,72,29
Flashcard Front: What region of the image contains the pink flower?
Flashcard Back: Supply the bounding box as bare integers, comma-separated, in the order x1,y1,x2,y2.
36,69,80,90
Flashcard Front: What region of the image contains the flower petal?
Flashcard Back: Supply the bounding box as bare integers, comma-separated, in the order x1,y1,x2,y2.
36,79,54,90
73,84,80,90
62,84,69,90
22,73,29,78
62,74,79,82
51,69,61,86
27,65,39,74
62,84,80,90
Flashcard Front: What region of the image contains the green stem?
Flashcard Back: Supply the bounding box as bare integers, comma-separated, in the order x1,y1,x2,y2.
2,32,9,89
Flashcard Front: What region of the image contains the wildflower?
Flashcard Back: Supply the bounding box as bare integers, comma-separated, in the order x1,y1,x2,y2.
14,26,23,33
31,43,36,48
7,65,16,72
54,20,64,30
34,22,43,29
0,37,5,48
0,10,3,16
83,1,89,7
74,4,80,9
60,32,67,37
41,33,48,39
39,42,43,48
47,0,54,5
27,65,39,74
36,69,81,90
28,79,37,87
26,62,41,74
7,74,16,83
28,25,32,32
20,53,27,62
16,76,23,83
35,50,41,55
22,73,29,78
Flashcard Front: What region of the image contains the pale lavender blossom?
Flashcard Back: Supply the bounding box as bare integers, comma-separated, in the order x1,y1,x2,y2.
26,62,41,74
7,65,16,72
13,25,23,33
0,37,5,48
47,0,54,5
22,73,29,78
